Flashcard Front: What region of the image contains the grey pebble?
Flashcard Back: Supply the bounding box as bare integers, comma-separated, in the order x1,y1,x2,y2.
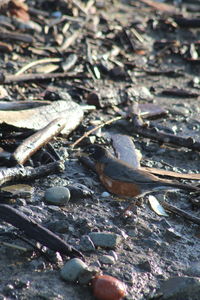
164,228,182,241
60,258,88,282
88,232,122,249
99,255,116,265
79,235,95,251
158,276,200,300
44,186,70,206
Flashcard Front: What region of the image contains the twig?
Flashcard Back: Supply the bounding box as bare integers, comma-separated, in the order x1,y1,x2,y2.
71,116,122,148
0,161,64,186
11,118,67,165
59,29,81,52
0,241,27,251
0,72,85,84
15,58,62,76
0,28,34,43
162,201,200,226
131,110,200,152
0,204,83,258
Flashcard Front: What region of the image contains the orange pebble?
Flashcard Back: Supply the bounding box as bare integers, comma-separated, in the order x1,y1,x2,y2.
92,274,127,300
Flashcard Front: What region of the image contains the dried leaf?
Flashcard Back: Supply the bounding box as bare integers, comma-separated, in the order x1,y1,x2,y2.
148,195,169,217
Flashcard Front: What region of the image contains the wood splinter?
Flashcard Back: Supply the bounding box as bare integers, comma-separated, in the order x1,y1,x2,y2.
10,117,67,165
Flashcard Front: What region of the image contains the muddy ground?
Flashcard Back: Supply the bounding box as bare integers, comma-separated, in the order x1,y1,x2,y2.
0,0,200,299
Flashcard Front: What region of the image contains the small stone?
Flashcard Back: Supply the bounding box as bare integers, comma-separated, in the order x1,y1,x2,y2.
88,232,122,249
99,255,116,265
158,276,200,299
136,260,152,272
44,186,70,206
101,191,110,197
79,235,95,251
164,228,182,241
78,267,99,285
60,258,88,282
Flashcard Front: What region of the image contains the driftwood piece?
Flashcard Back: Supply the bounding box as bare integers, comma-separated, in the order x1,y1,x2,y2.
11,118,67,165
0,72,85,84
0,28,34,43
0,100,84,136
0,161,64,187
0,204,83,258
0,101,50,110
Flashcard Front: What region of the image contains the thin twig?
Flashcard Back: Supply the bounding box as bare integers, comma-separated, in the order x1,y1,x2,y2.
70,116,122,148
0,72,85,84
0,241,27,251
15,58,62,76
0,204,83,258
11,118,67,165
162,201,200,226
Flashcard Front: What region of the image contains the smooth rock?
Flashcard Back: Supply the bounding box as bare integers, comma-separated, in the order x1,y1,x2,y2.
101,191,110,197
44,186,70,206
88,232,122,249
60,258,88,282
158,276,200,300
79,235,95,251
99,255,115,265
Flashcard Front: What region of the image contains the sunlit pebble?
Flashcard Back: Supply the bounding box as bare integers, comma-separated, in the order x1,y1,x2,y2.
101,191,110,197
92,274,127,300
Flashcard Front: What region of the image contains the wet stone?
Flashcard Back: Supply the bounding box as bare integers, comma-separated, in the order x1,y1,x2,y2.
79,235,95,251
44,186,70,206
88,232,122,249
136,260,152,273
158,276,200,300
60,258,88,283
99,255,116,265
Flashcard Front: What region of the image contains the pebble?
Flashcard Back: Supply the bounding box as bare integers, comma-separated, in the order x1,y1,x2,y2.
99,255,116,265
101,191,110,197
88,232,122,249
136,260,152,272
158,276,200,299
44,186,70,206
60,258,88,283
79,235,96,251
164,228,182,241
